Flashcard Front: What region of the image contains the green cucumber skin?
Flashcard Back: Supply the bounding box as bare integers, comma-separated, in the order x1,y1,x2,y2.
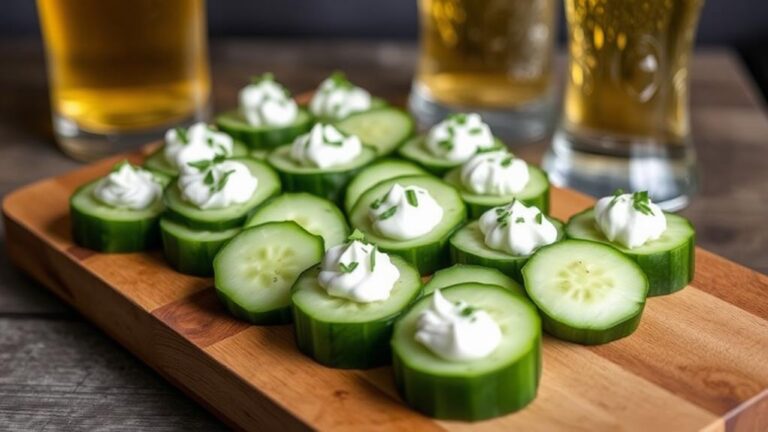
216,290,292,325
565,209,695,296
215,109,313,149
539,308,643,345
393,335,540,421
70,204,160,253
450,247,528,285
380,235,458,277
277,168,362,205
159,223,237,277
163,202,257,232
464,186,549,220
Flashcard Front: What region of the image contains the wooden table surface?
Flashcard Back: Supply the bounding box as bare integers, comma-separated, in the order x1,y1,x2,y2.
1,39,767,430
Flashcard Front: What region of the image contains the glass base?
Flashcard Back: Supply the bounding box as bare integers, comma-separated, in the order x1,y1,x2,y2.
408,84,556,145
53,111,208,162
542,130,697,211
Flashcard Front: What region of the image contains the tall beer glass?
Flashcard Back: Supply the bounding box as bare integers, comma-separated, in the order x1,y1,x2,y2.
409,0,558,143
544,0,704,210
38,0,211,160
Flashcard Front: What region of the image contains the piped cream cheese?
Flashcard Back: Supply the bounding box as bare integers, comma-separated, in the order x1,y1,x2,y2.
309,72,372,120
478,200,558,256
290,123,363,169
460,150,530,195
164,123,234,172
318,239,400,303
178,158,258,210
594,191,667,249
93,162,162,210
424,113,497,162
368,183,443,241
239,73,299,127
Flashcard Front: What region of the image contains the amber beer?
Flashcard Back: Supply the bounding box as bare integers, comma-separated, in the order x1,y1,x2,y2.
562,0,704,149
38,0,210,158
414,0,556,109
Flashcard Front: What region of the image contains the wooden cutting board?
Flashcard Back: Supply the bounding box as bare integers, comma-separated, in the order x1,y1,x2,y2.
3,147,767,432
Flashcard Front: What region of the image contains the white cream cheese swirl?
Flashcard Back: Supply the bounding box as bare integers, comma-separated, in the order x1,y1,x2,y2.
164,122,234,172
594,191,667,249
309,72,372,120
479,200,558,256
415,289,502,362
318,240,400,303
369,183,443,241
178,159,258,210
460,150,530,195
290,123,362,169
93,162,162,210
425,113,497,162
239,73,299,127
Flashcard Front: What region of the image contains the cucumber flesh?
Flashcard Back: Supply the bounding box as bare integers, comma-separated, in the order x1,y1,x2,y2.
245,193,349,250
392,283,541,420
423,264,524,297
291,255,422,368
522,239,649,344
565,209,695,296
397,136,505,176
143,140,249,177
215,108,313,149
344,159,428,214
214,221,324,324
160,217,239,276
334,107,415,156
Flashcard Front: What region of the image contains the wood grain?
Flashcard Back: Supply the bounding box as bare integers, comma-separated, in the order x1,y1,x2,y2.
3,148,768,431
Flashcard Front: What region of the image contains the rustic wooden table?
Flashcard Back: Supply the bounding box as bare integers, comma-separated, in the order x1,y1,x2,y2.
1,39,766,430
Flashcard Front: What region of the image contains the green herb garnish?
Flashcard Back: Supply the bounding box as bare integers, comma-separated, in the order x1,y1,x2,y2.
175,127,188,144
449,113,468,125
437,139,454,150
379,206,398,220
632,190,654,216
500,156,514,167
535,212,543,224
460,306,476,317
339,261,359,273
406,189,419,207
203,170,215,186
515,217,525,224
370,245,377,271
214,169,236,192
348,229,366,242
468,127,482,135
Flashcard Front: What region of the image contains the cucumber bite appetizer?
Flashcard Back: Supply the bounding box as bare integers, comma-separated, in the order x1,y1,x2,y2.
292,232,422,368
343,158,428,214
444,148,550,218
216,73,312,150
71,161,170,253
398,113,503,176
267,123,377,203
144,122,248,177
522,240,649,344
565,190,695,296
349,175,466,274
392,284,541,420
308,71,385,122
215,221,324,324
422,264,524,297
450,200,563,283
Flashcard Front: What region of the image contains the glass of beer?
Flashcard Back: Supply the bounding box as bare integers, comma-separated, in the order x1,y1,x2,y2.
543,0,704,210
409,0,558,143
37,0,211,161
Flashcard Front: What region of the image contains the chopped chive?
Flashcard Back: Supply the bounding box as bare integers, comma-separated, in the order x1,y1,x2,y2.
339,261,359,273
378,206,397,220
348,229,366,242
204,170,215,186
405,189,419,207
535,212,543,224
188,159,212,171
469,127,482,135
495,207,506,215
632,191,654,216
450,113,468,125
460,306,475,316
215,169,236,192
437,139,453,150
175,127,189,144
500,156,514,167
515,217,525,224
369,198,383,210
370,245,377,271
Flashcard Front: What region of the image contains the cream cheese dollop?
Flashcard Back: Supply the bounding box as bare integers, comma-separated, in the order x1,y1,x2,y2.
309,72,372,120
425,113,497,162
369,183,443,241
93,162,162,210
164,123,234,172
290,123,362,169
318,240,400,303
460,150,530,195
415,289,502,362
479,200,558,256
594,191,667,249
239,73,299,127
178,159,258,210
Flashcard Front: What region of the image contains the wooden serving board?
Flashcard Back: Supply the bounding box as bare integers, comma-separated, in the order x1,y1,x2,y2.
3,147,768,432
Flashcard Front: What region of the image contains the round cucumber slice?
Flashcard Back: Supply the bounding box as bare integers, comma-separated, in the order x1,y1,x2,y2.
70,172,170,253
334,107,415,156
214,221,324,324
565,209,695,296
397,136,505,176
349,175,467,274
291,255,422,369
522,240,649,345
310,97,388,123
392,283,541,421
215,108,313,150
245,193,349,250
423,264,524,297
160,217,240,276
143,140,250,178
267,145,378,204
444,165,550,219
164,157,281,231
343,159,428,214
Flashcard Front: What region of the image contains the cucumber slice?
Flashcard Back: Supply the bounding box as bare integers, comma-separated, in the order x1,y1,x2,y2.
334,107,415,156
423,264,524,297
444,165,550,219
291,255,422,369
565,209,695,296
343,159,428,214
449,219,565,283
215,108,313,150
392,283,541,421
397,136,505,176
522,240,649,344
245,193,349,249
310,97,388,123
249,148,270,160
214,221,324,324
164,157,281,231
70,172,171,253
267,144,378,204
160,217,239,276
349,175,467,274
143,140,249,177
